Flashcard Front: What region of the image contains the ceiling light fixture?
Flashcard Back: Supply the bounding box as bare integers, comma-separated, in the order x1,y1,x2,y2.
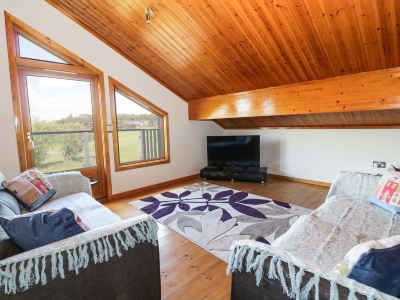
145,8,154,24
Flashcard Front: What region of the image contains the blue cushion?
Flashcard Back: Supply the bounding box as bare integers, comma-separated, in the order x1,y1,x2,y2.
0,191,23,260
348,244,400,297
0,208,85,251
368,195,400,214
0,171,4,190
0,190,20,216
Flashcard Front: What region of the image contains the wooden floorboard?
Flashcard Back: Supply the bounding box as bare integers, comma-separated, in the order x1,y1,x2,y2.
104,176,329,300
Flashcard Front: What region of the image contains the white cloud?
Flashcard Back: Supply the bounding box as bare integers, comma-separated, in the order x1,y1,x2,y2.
27,76,92,121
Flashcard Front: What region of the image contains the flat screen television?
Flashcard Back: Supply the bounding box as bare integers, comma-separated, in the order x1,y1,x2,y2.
207,135,260,167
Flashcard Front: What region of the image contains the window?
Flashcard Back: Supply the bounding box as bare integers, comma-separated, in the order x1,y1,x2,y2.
17,34,68,64
109,77,170,171
5,13,110,200
26,76,96,173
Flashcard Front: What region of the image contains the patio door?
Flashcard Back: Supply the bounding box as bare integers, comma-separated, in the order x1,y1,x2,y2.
18,69,107,199
5,14,109,200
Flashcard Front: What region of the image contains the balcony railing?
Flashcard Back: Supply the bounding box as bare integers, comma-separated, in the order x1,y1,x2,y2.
31,128,162,170
116,128,163,161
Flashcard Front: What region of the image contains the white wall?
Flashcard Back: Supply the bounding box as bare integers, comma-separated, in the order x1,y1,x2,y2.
225,129,400,183
0,0,222,194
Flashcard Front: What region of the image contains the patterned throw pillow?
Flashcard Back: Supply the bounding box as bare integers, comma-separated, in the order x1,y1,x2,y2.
0,208,88,251
2,169,56,211
368,168,400,214
334,236,400,298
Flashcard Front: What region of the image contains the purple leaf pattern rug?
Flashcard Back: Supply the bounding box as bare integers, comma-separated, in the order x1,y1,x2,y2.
130,182,311,262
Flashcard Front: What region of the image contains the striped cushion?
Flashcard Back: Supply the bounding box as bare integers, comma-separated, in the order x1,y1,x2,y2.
2,169,56,211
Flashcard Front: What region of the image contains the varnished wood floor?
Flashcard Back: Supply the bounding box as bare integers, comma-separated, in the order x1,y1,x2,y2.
104,177,329,300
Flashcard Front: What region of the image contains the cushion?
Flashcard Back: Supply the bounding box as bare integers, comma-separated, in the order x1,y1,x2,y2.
335,235,400,298
2,169,56,211
0,208,87,251
0,191,23,260
0,190,21,216
368,168,400,214
0,171,4,190
335,235,400,276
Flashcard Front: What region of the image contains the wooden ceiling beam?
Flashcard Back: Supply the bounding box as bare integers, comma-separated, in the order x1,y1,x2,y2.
188,67,400,120
214,109,400,129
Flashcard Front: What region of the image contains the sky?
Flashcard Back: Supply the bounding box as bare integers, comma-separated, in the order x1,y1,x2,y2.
21,35,151,121
27,77,151,121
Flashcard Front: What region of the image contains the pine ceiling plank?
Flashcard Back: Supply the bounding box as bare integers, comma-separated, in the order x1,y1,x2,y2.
57,0,194,99
196,0,283,89
217,0,297,85
95,0,211,96
48,0,400,101
116,1,225,95
255,0,321,80
251,0,310,82
290,0,337,77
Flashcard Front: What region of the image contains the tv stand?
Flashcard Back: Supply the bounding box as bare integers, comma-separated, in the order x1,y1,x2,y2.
200,166,267,183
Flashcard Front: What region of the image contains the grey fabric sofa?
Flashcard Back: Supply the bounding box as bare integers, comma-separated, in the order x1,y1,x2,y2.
0,172,161,299
229,171,398,300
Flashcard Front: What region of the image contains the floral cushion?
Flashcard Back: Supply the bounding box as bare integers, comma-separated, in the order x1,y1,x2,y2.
368,168,400,214
2,169,56,211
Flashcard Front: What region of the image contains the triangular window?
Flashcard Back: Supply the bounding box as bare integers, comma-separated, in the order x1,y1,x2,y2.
17,34,68,64
109,78,169,170
115,90,157,117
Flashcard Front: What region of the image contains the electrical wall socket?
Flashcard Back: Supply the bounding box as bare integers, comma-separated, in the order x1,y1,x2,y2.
373,161,386,168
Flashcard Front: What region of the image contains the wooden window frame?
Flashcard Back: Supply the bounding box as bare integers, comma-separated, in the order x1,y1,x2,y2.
4,12,112,200
109,77,170,171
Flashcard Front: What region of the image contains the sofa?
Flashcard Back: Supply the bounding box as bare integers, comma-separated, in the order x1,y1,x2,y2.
0,172,161,299
228,171,399,300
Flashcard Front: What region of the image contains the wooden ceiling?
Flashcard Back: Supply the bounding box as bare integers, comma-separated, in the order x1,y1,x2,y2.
47,0,400,101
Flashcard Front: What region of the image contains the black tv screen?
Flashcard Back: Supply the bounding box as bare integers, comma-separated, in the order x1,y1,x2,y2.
207,135,260,167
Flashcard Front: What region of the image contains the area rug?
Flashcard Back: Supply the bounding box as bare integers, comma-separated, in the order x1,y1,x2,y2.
130,182,311,262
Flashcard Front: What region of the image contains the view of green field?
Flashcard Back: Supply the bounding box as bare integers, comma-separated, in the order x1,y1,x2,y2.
25,75,163,174
33,133,97,173
118,131,142,164
33,130,155,173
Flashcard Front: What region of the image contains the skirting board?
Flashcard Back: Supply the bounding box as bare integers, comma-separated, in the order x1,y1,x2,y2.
111,174,201,200
109,172,329,202
269,174,331,187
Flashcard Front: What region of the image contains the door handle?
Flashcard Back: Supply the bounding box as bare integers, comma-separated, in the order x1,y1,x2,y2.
27,132,35,149
89,177,99,185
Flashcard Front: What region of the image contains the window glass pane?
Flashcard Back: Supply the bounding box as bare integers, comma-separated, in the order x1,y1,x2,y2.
26,75,97,173
115,90,163,164
32,132,96,173
18,35,68,64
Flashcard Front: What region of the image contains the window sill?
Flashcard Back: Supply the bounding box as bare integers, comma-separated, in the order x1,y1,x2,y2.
115,157,170,172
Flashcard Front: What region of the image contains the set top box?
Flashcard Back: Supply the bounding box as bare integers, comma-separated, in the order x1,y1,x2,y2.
201,135,267,183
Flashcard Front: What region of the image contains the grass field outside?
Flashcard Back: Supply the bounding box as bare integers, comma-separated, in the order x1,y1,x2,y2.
118,130,142,163
33,130,159,173
34,132,97,173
